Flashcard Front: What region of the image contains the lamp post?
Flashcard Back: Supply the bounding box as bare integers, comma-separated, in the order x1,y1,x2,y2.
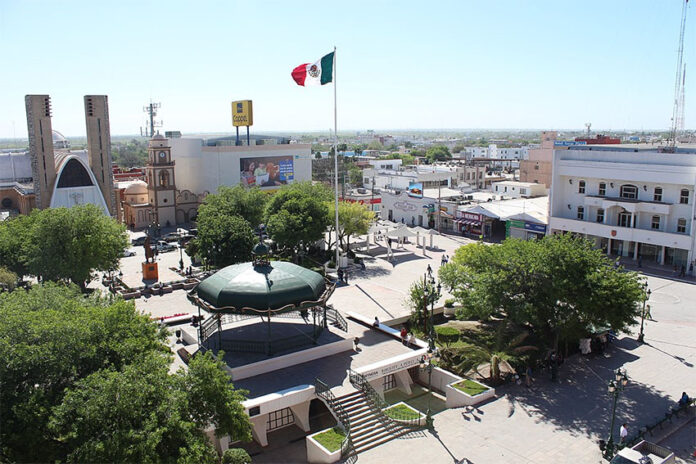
419,274,441,430
178,237,184,271
637,282,651,344
602,368,629,460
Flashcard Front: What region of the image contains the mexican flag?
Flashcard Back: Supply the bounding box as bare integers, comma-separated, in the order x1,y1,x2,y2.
291,52,334,86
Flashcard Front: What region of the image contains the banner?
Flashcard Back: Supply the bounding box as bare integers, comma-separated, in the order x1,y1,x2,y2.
240,155,294,187
407,182,423,198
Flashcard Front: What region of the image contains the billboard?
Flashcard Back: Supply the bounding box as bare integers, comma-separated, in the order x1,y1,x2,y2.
407,182,423,198
231,100,254,127
240,155,294,187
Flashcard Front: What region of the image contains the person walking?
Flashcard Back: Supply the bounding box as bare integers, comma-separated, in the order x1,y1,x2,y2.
344,268,349,284
337,268,344,283
619,423,628,443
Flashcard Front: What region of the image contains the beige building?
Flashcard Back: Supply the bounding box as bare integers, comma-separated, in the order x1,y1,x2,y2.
520,131,556,188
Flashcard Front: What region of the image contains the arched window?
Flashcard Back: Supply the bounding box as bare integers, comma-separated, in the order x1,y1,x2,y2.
620,184,638,199
159,171,169,188
653,187,663,202
680,189,690,204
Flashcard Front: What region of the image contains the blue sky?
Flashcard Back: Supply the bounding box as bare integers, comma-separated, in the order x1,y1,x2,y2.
0,0,693,137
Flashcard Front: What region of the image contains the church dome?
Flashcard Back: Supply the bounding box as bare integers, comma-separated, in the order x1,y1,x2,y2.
52,130,70,149
124,180,148,195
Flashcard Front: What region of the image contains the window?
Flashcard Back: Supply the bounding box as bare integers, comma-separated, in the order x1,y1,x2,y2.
620,185,638,199
577,206,584,220
598,182,606,196
520,188,527,195
654,187,663,202
534,164,539,170
578,180,586,194
266,408,295,431
596,209,604,223
618,212,632,227
651,215,660,230
680,189,689,204
383,374,397,391
677,218,687,233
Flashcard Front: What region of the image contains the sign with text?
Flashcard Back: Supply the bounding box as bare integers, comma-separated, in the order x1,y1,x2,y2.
460,212,482,222
358,351,425,381
407,182,423,198
231,100,254,127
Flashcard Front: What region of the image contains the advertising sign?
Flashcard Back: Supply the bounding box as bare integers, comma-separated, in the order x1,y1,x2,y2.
407,182,423,198
554,140,586,147
524,222,547,233
231,100,254,127
240,155,294,187
460,212,482,222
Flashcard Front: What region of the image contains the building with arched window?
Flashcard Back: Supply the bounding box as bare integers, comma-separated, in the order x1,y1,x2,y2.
549,145,696,272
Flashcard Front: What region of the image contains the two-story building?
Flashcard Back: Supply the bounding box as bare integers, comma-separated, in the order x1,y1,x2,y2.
548,146,696,270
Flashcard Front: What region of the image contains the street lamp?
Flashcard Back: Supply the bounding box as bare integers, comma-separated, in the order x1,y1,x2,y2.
602,368,629,460
419,274,441,430
637,282,651,344
178,237,184,271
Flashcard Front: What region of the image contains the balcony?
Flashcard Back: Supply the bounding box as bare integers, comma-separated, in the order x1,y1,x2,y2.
583,195,671,216
549,217,692,250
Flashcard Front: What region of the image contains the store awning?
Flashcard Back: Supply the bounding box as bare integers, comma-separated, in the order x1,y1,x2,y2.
454,219,482,226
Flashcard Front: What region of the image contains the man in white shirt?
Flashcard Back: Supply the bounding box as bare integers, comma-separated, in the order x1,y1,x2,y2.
619,423,628,443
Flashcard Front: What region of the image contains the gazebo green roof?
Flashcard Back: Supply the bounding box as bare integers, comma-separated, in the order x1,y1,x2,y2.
195,261,327,313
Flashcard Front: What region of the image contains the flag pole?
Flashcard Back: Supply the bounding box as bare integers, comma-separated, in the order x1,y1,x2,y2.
333,46,340,269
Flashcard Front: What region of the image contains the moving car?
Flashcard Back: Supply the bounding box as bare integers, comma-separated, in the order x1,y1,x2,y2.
121,250,136,257
154,241,177,253
162,232,182,243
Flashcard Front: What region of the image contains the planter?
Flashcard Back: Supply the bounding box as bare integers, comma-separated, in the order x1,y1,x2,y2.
306,427,345,464
383,402,425,426
446,378,495,407
443,306,457,317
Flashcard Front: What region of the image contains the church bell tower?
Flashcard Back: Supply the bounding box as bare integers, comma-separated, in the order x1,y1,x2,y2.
145,134,176,228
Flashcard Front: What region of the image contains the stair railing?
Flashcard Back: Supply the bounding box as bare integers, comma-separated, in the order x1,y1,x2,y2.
348,369,423,429
315,378,357,462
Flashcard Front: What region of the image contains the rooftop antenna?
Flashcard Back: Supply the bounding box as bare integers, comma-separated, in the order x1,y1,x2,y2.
677,64,687,136
140,100,162,137
585,122,592,137
665,0,689,152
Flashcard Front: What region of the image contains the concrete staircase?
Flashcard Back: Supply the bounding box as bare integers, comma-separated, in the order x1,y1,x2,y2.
336,390,412,455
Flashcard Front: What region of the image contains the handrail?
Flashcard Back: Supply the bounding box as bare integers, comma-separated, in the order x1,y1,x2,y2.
315,378,356,462
349,369,422,429
326,306,349,332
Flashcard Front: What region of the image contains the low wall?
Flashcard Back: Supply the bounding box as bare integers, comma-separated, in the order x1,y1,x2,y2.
230,338,354,381
413,365,461,394
306,429,342,464
445,379,496,408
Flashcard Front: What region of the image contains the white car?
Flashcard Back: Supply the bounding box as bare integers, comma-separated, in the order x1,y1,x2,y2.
122,250,136,257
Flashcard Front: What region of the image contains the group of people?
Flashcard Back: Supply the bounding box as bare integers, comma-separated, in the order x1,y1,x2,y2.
440,254,449,266
399,325,417,347
337,267,349,284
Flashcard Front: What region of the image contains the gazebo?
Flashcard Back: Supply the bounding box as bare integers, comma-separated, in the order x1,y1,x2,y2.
188,242,337,355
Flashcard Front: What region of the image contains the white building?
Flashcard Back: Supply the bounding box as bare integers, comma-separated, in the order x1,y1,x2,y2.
169,137,312,195
549,146,696,270
491,181,547,198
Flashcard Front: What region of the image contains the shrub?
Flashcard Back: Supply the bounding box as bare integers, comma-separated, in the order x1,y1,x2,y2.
327,260,336,269
435,326,460,347
444,298,455,308
222,448,251,464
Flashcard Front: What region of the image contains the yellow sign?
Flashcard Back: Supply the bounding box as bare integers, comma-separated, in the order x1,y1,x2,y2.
231,100,254,127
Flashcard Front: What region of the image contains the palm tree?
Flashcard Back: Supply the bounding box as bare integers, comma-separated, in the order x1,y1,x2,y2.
450,322,537,384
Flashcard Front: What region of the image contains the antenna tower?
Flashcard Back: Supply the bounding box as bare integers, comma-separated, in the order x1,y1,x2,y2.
585,122,592,137
666,0,689,151
140,101,162,137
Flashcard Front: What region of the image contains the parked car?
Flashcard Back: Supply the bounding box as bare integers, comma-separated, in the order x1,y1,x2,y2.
131,236,147,246
188,228,198,236
162,232,181,243
154,241,177,253
179,234,194,244
121,250,136,257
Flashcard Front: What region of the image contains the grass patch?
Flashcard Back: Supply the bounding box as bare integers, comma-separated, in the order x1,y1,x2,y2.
383,403,421,420
453,379,489,396
312,427,346,452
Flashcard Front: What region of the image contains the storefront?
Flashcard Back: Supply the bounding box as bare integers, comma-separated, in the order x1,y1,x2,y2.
506,219,547,240
455,212,483,238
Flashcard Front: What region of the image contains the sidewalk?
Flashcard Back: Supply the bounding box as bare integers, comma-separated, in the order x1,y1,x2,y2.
619,258,696,285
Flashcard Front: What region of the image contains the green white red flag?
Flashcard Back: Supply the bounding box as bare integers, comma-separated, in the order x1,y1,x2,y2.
291,52,334,86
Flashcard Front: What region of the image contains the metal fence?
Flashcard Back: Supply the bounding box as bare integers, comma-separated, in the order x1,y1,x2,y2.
349,369,423,429
315,378,357,463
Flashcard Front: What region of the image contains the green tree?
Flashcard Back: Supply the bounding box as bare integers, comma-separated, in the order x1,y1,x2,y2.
448,323,537,383
410,149,426,158
406,277,439,332
265,185,330,255
198,185,267,229
222,448,252,464
0,213,34,277
27,205,128,290
452,144,465,153
439,235,645,350
367,140,384,151
195,214,256,268
337,143,348,152
404,141,414,149
329,201,374,252
1,284,251,463
0,266,18,291
348,164,363,186
425,145,452,163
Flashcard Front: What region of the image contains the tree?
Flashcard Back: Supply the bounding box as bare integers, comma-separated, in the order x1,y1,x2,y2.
439,235,645,350
337,143,348,153
367,140,384,151
0,266,17,291
348,164,363,186
452,144,465,154
265,184,330,255
23,205,128,290
195,214,256,268
0,213,34,277
410,149,426,159
0,284,251,463
406,277,439,332
425,145,452,163
329,201,373,252
222,448,252,464
449,323,537,384
404,141,414,149
198,185,267,229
